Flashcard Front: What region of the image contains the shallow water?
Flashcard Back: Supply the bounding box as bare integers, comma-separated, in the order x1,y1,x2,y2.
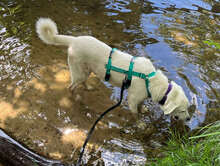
0,0,219,165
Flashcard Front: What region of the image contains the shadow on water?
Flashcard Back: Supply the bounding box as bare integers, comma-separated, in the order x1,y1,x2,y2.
0,0,219,165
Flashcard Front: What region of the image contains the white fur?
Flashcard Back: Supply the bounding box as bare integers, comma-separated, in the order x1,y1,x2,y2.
36,18,190,121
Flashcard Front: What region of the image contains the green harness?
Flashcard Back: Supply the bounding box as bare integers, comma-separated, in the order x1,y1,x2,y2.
105,48,156,97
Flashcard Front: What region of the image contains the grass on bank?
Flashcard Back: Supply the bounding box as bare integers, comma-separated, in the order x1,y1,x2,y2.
147,121,220,166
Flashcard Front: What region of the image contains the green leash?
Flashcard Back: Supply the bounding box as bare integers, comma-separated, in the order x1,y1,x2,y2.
105,48,156,97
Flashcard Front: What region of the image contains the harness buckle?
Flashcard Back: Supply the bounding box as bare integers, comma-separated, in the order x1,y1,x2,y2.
105,73,111,81
138,73,146,79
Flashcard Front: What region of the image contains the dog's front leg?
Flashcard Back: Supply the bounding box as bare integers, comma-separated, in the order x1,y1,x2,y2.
68,82,76,91
128,96,138,114
127,83,146,114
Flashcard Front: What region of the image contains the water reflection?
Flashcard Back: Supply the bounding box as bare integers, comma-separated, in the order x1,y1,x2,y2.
0,0,33,85
102,138,146,166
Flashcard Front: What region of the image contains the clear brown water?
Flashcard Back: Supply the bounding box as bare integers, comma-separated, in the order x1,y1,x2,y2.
0,0,219,165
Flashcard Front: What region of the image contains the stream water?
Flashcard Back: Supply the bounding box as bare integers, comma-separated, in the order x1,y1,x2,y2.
0,0,219,165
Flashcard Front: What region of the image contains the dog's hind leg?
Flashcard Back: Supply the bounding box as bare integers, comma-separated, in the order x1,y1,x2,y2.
67,48,89,92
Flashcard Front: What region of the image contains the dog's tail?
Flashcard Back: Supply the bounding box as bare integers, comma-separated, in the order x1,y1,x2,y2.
36,18,75,46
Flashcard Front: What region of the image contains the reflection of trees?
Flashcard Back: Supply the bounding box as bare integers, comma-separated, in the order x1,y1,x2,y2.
0,0,153,45
203,0,220,13
70,0,159,50
157,5,219,102
0,0,31,42
0,0,162,57
0,0,34,84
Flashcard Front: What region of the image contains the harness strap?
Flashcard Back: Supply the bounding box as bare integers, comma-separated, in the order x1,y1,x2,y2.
105,48,117,81
124,57,135,89
105,48,156,97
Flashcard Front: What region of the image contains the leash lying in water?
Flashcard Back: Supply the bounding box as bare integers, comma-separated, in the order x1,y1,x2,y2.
76,77,128,166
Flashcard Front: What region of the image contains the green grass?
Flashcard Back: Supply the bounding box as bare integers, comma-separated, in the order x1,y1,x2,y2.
203,40,220,49
147,121,220,166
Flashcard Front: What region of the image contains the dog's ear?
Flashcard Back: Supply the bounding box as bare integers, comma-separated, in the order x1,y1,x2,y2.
161,100,177,115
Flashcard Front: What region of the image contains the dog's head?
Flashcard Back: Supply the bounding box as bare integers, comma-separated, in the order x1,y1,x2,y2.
160,81,190,122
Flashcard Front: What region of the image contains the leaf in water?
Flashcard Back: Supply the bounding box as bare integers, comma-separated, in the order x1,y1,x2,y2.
8,4,22,15
11,26,18,34
13,4,22,13
20,22,25,26
203,40,220,49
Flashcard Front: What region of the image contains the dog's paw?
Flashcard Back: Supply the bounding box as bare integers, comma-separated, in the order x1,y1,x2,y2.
137,120,147,130
85,83,95,91
141,105,149,113
68,83,75,91
85,76,99,91
75,94,82,102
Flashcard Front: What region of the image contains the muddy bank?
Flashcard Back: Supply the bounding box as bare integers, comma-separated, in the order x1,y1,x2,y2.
0,129,65,166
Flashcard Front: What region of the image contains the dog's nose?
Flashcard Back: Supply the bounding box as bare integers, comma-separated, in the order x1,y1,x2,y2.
186,117,190,122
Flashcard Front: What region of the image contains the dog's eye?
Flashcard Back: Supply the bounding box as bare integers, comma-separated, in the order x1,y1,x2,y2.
174,116,179,120
179,110,186,114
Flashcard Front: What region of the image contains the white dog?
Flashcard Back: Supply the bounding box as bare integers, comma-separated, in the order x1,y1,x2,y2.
36,18,190,122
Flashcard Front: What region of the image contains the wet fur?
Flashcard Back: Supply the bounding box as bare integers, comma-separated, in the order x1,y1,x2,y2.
36,18,190,121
